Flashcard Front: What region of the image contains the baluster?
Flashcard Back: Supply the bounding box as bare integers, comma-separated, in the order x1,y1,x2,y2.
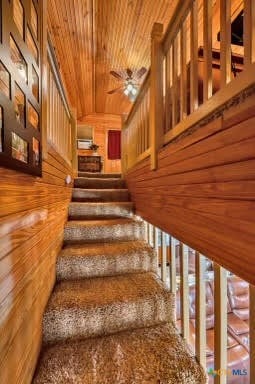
203,0,213,100
214,263,227,384
144,221,149,243
180,242,189,340
172,37,178,127
220,0,231,86
250,284,255,384
195,252,206,369
170,236,177,295
180,23,187,119
149,223,154,247
190,1,198,112
244,0,255,66
161,232,167,283
154,228,159,270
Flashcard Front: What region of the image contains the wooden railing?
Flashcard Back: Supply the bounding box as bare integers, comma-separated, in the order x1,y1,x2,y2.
46,39,77,169
122,0,255,172
122,72,151,171
144,220,254,384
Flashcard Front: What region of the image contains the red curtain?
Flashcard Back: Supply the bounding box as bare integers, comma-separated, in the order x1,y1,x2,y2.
108,130,121,160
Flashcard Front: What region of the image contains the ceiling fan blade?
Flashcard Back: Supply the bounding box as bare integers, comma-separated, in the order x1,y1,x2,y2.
126,68,133,78
107,86,124,94
136,67,147,79
110,70,123,80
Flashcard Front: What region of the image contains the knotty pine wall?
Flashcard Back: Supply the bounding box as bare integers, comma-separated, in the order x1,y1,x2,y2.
126,93,255,285
0,145,72,383
78,114,122,174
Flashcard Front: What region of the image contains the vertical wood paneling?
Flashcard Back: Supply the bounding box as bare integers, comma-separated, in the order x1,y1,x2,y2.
0,145,72,384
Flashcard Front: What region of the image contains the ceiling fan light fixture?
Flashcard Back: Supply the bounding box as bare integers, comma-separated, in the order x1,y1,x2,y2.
127,83,133,91
131,87,137,96
124,88,129,96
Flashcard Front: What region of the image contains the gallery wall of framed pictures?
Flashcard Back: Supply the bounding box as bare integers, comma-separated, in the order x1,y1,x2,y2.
0,0,42,176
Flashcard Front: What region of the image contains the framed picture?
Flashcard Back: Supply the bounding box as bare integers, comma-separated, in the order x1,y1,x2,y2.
0,0,42,176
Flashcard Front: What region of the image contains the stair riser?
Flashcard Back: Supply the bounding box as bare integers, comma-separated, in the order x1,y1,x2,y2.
43,294,174,344
72,189,130,202
68,203,134,220
57,251,157,281
74,178,126,189
64,222,145,243
78,172,121,178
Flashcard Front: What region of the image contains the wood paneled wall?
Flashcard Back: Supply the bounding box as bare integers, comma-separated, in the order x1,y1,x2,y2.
78,114,122,174
126,92,255,285
0,146,72,384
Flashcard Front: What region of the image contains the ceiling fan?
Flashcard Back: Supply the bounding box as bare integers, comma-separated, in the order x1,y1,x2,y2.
108,67,147,101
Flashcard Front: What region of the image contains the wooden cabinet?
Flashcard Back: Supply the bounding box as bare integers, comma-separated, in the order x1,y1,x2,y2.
78,155,102,172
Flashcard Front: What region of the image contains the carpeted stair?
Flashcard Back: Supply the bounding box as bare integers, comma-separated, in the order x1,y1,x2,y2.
33,173,207,383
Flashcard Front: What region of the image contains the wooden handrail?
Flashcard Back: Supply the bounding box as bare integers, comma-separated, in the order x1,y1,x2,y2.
47,36,71,119
123,70,150,128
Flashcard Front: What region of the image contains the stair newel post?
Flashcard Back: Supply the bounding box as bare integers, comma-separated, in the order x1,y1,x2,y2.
150,23,164,170
71,108,78,177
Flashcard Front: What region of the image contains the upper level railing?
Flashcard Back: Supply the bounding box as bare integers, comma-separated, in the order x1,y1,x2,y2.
44,38,77,171
122,0,255,172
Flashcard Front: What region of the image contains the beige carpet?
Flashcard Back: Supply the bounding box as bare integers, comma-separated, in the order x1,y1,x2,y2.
33,174,207,383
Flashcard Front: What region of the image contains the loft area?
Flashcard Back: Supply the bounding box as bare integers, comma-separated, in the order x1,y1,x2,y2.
217,10,244,46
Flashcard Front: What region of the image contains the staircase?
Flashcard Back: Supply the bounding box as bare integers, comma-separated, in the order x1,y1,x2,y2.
33,174,206,383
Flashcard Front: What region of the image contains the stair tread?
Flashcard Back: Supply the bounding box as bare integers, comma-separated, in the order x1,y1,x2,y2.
45,272,169,310
43,273,174,343
34,323,206,384
60,240,154,258
74,178,126,190
57,241,157,280
78,172,121,178
64,218,144,244
69,201,133,207
68,201,134,219
65,217,140,227
72,188,130,202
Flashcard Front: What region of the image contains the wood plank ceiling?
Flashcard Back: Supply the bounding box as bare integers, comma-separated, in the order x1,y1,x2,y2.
47,0,179,119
